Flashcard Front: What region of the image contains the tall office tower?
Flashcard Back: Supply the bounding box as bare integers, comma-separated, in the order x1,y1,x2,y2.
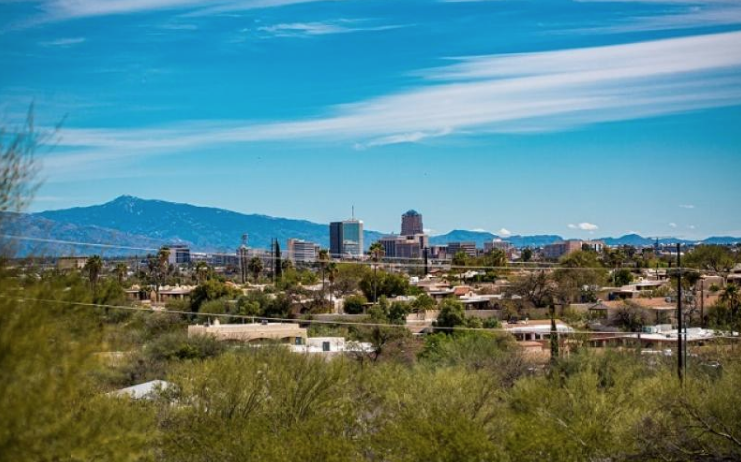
401,210,424,236
329,219,364,257
329,222,344,257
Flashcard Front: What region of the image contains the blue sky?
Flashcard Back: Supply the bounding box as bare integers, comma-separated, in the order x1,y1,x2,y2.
1,0,740,238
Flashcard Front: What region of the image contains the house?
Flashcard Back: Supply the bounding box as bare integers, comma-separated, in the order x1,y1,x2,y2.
188,320,308,344
503,319,574,341
289,337,374,355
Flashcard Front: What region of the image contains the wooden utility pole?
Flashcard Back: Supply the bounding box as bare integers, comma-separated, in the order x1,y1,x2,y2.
677,243,684,383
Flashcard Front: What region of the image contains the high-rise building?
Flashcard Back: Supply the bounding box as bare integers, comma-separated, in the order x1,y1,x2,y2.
401,210,424,236
379,233,428,259
447,241,477,258
163,244,191,265
329,219,364,258
287,238,320,263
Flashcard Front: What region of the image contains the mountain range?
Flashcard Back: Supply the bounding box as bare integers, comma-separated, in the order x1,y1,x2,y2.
1,196,739,256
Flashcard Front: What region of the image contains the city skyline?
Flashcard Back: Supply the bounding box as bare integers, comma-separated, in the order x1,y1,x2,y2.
2,0,740,238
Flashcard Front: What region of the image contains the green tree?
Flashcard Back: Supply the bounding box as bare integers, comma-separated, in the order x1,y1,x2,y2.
248,256,264,283
369,242,385,302
114,262,128,286
613,268,633,287
343,294,368,314
317,248,330,296
411,293,436,313
84,255,103,287
435,298,467,331
521,247,533,262
685,244,735,275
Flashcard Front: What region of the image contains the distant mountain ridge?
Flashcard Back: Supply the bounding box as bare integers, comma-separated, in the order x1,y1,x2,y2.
2,196,739,256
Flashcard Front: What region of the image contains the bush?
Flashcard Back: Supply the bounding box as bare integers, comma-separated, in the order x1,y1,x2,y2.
343,294,368,314
146,331,224,362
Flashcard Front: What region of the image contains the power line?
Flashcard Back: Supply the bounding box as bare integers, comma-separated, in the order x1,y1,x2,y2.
6,296,739,339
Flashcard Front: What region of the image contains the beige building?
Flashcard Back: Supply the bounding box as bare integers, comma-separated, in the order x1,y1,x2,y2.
56,256,88,270
188,320,307,344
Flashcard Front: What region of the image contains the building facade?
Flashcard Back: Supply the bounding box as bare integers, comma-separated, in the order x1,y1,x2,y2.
329,219,364,258
164,244,191,265
401,210,424,236
448,241,477,258
287,238,320,263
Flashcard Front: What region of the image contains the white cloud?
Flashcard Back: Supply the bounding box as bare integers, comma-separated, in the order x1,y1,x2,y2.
669,222,678,228
688,224,696,230
498,228,512,236
679,204,696,209
40,31,741,175
12,0,332,28
471,228,489,233
569,222,599,231
254,20,406,38
571,1,741,33
38,37,86,47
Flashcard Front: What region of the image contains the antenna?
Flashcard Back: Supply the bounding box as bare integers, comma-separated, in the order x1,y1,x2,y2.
351,205,355,220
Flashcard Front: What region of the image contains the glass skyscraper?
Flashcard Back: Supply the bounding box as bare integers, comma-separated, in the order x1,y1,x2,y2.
329,219,364,257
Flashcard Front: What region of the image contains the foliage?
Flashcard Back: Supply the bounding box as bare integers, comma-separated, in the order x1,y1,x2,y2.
343,294,368,314
613,268,634,286
359,270,409,301
190,279,240,312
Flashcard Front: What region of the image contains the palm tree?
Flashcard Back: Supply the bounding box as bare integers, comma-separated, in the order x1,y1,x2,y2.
195,261,210,284
114,262,128,286
720,283,740,328
369,242,385,303
248,256,263,283
84,255,103,288
317,249,330,295
327,262,338,307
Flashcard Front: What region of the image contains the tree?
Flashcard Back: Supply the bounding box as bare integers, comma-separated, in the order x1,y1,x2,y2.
507,271,554,308
452,250,468,283
0,106,42,223
327,262,338,301
613,268,633,287
554,251,607,304
195,261,210,284
248,256,264,283
317,248,330,296
343,294,368,314
274,240,283,281
369,242,385,302
84,255,103,287
521,247,533,263
685,245,735,275
114,262,128,286
435,298,467,331
720,283,740,328
411,293,436,313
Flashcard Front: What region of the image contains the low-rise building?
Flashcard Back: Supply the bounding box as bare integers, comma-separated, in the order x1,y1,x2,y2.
287,238,320,263
188,320,308,344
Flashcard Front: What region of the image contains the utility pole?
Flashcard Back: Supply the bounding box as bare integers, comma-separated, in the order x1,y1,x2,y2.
677,243,684,383
423,247,429,275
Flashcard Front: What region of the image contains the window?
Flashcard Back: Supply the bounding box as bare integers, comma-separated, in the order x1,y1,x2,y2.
295,337,303,345
322,341,330,352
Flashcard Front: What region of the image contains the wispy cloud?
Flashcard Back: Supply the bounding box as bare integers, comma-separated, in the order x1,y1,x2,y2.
669,222,678,228
573,0,741,33
38,36,86,47
252,19,406,38
679,204,696,209
11,0,334,29
43,31,741,175
569,222,599,231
